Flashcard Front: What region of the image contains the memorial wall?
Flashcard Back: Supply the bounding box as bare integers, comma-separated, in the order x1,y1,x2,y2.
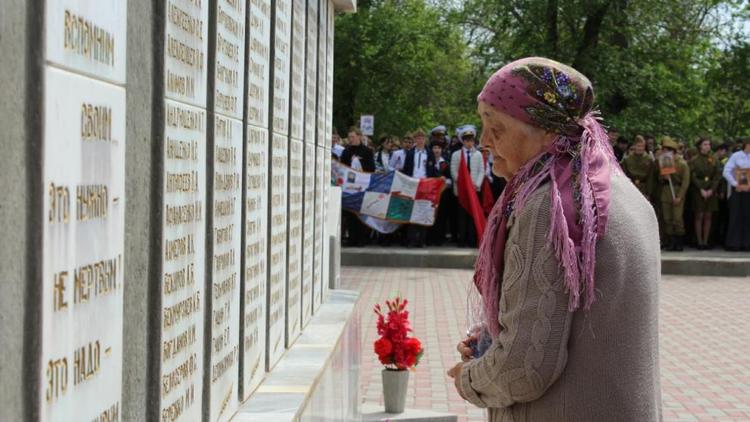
0,0,354,420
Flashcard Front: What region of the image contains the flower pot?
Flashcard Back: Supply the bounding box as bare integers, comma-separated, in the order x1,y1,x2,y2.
382,369,409,413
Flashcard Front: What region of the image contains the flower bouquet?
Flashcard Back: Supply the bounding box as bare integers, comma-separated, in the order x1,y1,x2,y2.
373,296,423,413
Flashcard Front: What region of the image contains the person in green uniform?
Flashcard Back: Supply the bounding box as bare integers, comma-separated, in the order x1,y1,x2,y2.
657,136,691,251
621,135,656,202
689,138,722,249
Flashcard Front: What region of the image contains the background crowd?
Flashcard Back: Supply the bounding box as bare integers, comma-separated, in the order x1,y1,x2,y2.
335,125,750,252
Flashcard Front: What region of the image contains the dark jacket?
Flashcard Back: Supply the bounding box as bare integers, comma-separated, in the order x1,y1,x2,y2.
402,147,431,178
340,144,375,172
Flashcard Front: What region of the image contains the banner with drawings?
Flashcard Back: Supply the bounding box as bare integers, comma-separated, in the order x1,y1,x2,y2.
332,161,446,227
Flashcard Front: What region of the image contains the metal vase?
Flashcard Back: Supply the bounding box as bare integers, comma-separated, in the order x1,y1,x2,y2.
382,369,409,413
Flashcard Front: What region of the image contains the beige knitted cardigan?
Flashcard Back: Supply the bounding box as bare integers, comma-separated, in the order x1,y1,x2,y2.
459,174,663,421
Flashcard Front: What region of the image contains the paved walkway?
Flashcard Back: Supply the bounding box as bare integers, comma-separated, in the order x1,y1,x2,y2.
342,267,750,422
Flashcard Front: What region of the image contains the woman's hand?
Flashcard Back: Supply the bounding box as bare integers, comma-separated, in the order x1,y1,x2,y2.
457,336,475,362
447,362,467,400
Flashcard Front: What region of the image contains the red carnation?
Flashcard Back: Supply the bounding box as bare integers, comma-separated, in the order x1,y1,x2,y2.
373,296,424,370
374,337,393,361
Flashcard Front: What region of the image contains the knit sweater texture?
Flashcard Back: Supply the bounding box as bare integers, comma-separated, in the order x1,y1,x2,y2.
459,173,662,421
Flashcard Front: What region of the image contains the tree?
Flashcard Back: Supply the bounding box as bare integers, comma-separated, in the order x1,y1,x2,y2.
452,0,750,141
333,0,480,139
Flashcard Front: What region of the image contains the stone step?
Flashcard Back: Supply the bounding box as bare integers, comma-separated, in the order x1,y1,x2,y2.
342,247,750,277
361,403,458,422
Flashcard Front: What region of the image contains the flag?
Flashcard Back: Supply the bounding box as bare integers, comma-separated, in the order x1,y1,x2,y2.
332,161,446,228
481,178,495,216
457,150,486,242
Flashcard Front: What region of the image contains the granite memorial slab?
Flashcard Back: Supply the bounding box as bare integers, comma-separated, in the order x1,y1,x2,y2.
246,0,271,128
286,139,304,345
268,133,289,368
45,0,127,84
301,143,316,327
209,115,243,422
304,0,319,145
41,66,126,422
160,99,207,421
215,0,247,120
289,0,306,140
164,0,209,107
272,0,292,135
242,125,269,399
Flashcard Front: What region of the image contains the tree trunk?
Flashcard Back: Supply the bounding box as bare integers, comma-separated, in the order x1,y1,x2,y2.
546,0,559,58
573,1,612,71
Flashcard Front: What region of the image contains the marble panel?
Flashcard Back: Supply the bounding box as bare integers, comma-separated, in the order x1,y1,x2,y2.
325,4,334,149
301,143,315,328
272,0,292,135
159,99,207,421
215,0,247,119
289,0,306,140
164,0,209,107
286,139,304,346
316,0,327,147
312,148,325,312
246,0,271,128
41,66,126,422
303,0,318,145
268,133,289,368
241,125,269,399
45,0,127,84
209,115,242,422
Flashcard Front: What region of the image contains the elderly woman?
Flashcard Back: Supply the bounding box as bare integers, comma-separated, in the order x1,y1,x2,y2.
447,58,662,421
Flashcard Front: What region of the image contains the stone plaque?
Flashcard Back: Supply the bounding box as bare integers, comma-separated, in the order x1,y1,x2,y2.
289,0,306,140
164,0,208,107
41,66,126,422
160,99,206,421
304,0,318,145
268,133,288,368
301,143,315,327
321,149,331,301
215,0,247,119
316,0,327,147
325,5,334,149
242,125,268,399
246,0,271,128
312,147,324,312
272,0,292,135
209,116,242,422
45,0,127,84
286,139,304,345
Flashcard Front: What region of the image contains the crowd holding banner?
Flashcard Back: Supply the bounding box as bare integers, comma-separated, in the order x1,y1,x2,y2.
332,125,750,251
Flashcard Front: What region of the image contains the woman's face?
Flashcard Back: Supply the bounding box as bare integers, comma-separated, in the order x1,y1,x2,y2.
348,131,361,146
478,101,553,179
432,144,442,158
633,140,646,155
699,140,712,155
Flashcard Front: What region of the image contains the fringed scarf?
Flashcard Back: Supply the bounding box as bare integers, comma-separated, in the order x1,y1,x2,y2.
470,58,619,339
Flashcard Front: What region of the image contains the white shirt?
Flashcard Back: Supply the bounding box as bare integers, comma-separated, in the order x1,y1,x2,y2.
723,150,750,187
389,149,406,171
376,150,391,172
412,148,428,179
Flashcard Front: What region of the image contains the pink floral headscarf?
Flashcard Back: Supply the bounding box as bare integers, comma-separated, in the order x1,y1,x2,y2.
471,57,619,338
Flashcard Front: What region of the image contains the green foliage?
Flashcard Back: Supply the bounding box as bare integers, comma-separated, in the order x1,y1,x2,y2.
333,0,481,139
333,0,750,143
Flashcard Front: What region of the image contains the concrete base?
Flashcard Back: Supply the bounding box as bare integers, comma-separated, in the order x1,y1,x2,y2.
232,290,361,421
361,403,458,422
342,246,750,277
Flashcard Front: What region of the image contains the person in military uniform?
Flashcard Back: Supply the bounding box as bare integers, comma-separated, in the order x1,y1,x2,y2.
657,136,691,251
689,138,721,249
621,135,655,202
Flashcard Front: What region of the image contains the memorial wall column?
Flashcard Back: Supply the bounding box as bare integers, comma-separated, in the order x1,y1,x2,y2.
40,1,127,421
313,0,328,312
268,0,292,368
303,0,320,328
159,0,208,420
286,0,307,347
322,0,335,298
206,0,246,421
241,0,271,400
